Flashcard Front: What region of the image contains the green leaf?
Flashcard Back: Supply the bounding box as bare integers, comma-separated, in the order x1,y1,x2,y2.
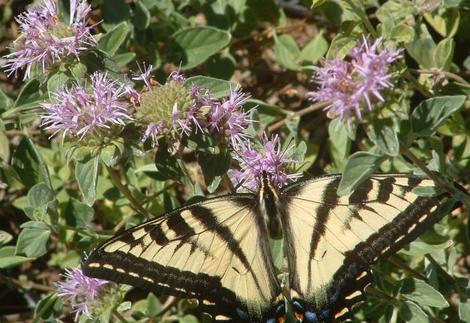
153,143,185,181
179,315,199,323
15,221,51,258
102,0,131,27
146,292,161,317
411,95,467,137
337,152,386,196
401,240,451,257
459,301,470,322
184,76,237,98
273,34,301,70
113,52,136,66
12,137,52,189
34,293,63,321
27,183,55,209
132,1,151,30
328,119,351,171
326,34,356,59
98,22,130,56
65,198,94,227
0,246,33,268
433,37,455,70
168,27,231,70
0,131,10,162
75,155,100,206
400,278,449,308
24,182,56,223
0,231,13,246
47,72,71,95
390,24,415,43
424,8,460,37
405,24,436,68
366,119,399,156
399,301,429,323
100,144,121,167
0,88,13,110
13,78,42,109
299,31,328,64
245,99,284,125
198,151,231,193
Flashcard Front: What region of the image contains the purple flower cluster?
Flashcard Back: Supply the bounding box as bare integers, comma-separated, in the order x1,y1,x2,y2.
133,68,252,148
2,0,95,79
206,88,253,147
230,134,302,190
42,72,131,139
56,268,108,320
309,36,401,122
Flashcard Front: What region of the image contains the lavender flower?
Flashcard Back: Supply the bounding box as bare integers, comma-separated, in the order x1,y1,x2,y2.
132,63,154,89
206,88,253,147
56,268,108,321
41,72,131,139
230,134,302,190
309,36,401,122
136,72,202,147
2,0,95,79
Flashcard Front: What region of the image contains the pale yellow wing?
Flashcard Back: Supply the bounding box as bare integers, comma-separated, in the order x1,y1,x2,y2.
280,174,448,322
83,195,281,322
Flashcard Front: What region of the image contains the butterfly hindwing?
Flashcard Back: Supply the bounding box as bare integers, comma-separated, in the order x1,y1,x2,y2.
82,194,281,322
280,174,447,322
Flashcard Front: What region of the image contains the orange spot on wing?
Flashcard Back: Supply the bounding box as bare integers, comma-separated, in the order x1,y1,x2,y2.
294,312,305,321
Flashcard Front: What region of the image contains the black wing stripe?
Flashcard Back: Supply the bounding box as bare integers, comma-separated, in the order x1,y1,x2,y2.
167,211,196,237
189,205,259,283
375,176,396,203
307,177,341,291
83,250,240,311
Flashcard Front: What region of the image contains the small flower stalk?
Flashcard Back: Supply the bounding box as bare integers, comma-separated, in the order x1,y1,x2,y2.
230,134,302,191
41,72,131,142
2,0,95,79
309,36,401,122
56,268,109,321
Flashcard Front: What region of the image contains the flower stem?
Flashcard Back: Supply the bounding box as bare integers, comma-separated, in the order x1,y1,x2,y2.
106,165,153,219
388,255,427,281
268,101,330,132
411,68,470,86
403,70,434,97
114,309,129,323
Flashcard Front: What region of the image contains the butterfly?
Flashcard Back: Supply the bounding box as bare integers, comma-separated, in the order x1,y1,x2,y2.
82,173,455,322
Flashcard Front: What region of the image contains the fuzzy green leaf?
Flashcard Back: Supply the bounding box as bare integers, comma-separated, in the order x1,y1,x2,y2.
168,27,231,70
12,137,52,189
411,95,466,137
75,155,100,206
15,221,51,258
337,152,386,196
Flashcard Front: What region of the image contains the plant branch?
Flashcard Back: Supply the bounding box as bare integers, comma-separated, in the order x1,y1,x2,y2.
268,101,330,132
399,141,470,205
411,68,470,86
0,272,54,292
106,165,153,219
403,70,434,97
388,255,428,281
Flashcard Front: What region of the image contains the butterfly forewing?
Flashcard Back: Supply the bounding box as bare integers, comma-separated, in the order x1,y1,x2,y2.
82,195,281,322
280,174,447,322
